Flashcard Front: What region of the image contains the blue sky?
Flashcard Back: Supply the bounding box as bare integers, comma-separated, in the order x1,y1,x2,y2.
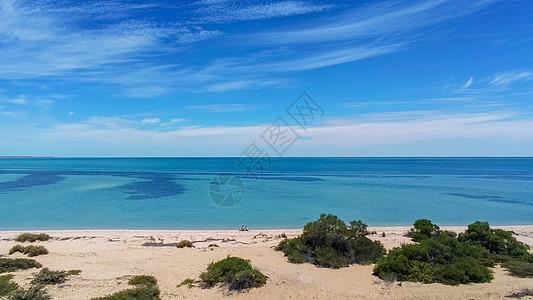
1,0,533,156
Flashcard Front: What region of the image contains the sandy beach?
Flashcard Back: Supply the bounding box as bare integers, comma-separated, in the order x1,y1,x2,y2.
1,226,533,300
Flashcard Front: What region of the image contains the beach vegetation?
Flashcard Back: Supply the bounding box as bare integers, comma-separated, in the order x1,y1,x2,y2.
503,260,533,277
0,275,18,296
458,221,533,262
199,256,266,290
93,274,160,300
407,219,440,242
178,278,198,289
67,270,82,276
9,245,49,257
0,258,42,274
176,240,194,248
14,233,50,243
374,219,533,285
128,275,157,287
276,214,386,268
31,268,69,285
5,285,51,300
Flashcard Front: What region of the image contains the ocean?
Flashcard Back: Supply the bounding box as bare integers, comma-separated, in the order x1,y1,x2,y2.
0,158,532,230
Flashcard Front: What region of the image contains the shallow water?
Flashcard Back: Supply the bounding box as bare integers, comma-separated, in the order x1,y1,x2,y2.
0,158,532,229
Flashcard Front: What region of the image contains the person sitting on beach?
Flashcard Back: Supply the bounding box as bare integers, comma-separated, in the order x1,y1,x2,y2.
240,226,245,231
244,226,248,231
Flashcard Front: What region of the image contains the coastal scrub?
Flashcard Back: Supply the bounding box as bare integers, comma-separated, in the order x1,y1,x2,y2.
199,257,267,291
276,214,386,268
374,219,533,285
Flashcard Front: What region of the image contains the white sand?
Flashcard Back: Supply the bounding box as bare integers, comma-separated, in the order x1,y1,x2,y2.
1,226,532,299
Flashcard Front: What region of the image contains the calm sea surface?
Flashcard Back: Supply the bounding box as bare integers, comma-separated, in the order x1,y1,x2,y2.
0,158,532,230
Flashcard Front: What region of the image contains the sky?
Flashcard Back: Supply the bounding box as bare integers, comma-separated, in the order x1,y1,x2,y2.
1,0,533,157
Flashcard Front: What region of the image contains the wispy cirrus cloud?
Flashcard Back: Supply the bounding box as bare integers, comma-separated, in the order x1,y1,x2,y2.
0,0,219,80
489,71,533,87
188,104,261,112
0,0,501,97
194,0,334,23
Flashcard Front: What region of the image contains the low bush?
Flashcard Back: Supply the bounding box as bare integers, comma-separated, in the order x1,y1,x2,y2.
0,274,18,296
8,245,25,255
407,219,441,242
178,278,197,289
128,275,157,287
6,285,51,300
458,221,533,263
276,214,385,268
93,274,160,300
503,260,533,278
92,285,160,300
14,233,50,243
199,257,266,291
228,269,267,291
9,245,49,257
176,240,194,248
67,270,82,276
374,219,533,285
0,258,42,274
31,268,69,285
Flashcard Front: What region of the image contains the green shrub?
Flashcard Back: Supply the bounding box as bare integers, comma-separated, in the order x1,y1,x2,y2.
92,286,160,300
228,269,267,291
176,240,194,248
374,220,495,286
279,214,385,268
6,285,51,300
93,274,160,300
0,258,42,274
199,257,266,290
274,239,289,251
314,246,350,268
458,221,532,262
14,233,50,243
0,274,18,296
503,260,533,277
409,219,440,242
31,268,69,285
178,278,197,289
8,245,26,255
128,275,157,287
10,245,49,257
67,270,82,275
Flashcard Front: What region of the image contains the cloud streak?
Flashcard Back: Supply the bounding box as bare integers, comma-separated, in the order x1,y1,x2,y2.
0,0,500,96
194,1,333,23
3,110,533,156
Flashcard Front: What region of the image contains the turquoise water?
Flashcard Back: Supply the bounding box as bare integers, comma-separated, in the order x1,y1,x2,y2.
0,158,532,230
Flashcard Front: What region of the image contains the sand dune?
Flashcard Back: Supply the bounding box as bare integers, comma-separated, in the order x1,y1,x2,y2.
1,226,532,299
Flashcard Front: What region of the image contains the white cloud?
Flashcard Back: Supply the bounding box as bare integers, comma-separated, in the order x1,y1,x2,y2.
188,104,259,112
141,118,161,125
85,117,137,128
463,77,473,89
162,118,187,126
68,111,75,116
489,71,533,87
4,110,529,156
8,98,27,105
196,1,333,23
